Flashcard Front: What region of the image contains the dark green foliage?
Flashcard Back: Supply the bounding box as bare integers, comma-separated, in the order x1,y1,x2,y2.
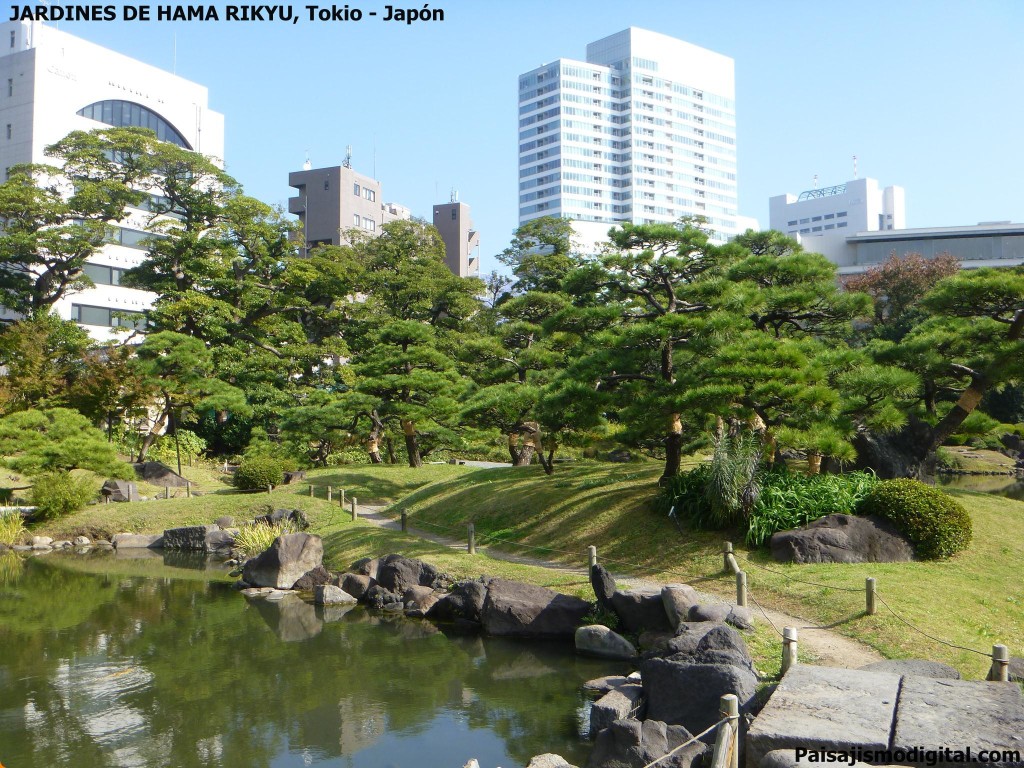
30,472,96,520
746,469,879,546
859,479,972,559
233,456,286,490
661,465,879,546
705,431,762,527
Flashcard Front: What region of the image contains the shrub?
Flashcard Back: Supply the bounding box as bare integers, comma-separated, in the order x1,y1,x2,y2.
858,479,972,559
30,473,96,520
658,464,713,526
704,431,762,527
233,456,286,490
746,469,879,546
935,447,964,471
0,510,26,545
233,520,290,558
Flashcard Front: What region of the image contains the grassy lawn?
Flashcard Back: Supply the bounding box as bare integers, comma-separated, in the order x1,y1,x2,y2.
26,460,1024,679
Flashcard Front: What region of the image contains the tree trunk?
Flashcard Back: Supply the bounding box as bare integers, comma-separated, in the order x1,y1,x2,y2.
508,428,537,466
385,436,397,465
660,413,683,486
365,437,383,464
402,419,422,468
807,452,821,474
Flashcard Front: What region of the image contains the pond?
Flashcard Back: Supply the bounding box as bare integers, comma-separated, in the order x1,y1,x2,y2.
0,551,619,768
932,473,1024,501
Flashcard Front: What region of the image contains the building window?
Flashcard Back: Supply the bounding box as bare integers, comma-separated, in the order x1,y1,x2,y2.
363,188,375,202
354,214,361,227
451,209,457,220
70,303,145,329
799,218,809,224
811,216,822,222
5,124,10,140
837,221,847,228
787,220,797,226
323,179,329,191
353,183,360,196
824,213,834,219
76,100,191,149
837,211,847,218
9,31,14,49
6,79,11,97
363,217,375,232
83,263,125,286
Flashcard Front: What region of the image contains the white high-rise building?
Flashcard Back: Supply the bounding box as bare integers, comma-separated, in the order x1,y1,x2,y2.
517,28,737,250
0,21,224,340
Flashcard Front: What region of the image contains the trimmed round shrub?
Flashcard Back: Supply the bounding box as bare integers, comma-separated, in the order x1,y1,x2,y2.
31,473,96,520
233,456,286,490
858,479,972,559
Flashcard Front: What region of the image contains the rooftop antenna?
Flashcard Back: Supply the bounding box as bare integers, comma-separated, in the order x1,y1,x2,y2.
343,145,352,169
450,188,458,203
813,174,818,189
853,155,858,180
302,151,311,171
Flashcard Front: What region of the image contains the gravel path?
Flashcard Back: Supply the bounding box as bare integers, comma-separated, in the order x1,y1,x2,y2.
355,504,883,669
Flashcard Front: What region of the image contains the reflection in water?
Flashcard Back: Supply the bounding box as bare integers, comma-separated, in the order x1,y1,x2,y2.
933,474,1024,501
0,553,619,767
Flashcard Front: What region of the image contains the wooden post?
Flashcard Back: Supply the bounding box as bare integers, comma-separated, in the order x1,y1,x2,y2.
401,511,408,532
782,626,798,675
723,541,734,573
186,481,191,498
340,488,345,507
990,644,1010,682
350,497,357,522
468,523,476,555
588,545,598,568
165,485,170,500
710,694,740,768
266,484,272,495
736,571,747,608
223,460,228,473
309,484,314,498
326,485,332,502
865,577,877,616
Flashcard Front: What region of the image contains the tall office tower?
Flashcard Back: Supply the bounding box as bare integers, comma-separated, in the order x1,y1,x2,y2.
0,20,224,340
518,28,737,251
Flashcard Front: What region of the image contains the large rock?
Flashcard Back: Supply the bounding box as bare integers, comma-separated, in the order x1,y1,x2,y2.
662,584,701,629
241,533,324,589
590,564,616,610
374,554,447,595
1010,656,1024,684
575,625,637,661
101,479,137,502
641,657,757,741
339,573,374,601
611,587,673,633
583,676,630,697
163,524,221,551
688,603,731,623
892,676,1024,756
134,461,190,487
429,579,489,622
481,578,591,639
292,565,332,590
253,508,309,531
770,514,915,564
667,624,754,673
586,719,706,768
666,621,725,656
745,665,901,768
112,532,164,549
403,585,441,615
590,684,645,734
860,659,961,679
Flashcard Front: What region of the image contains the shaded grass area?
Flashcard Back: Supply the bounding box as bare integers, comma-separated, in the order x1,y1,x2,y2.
387,462,1024,679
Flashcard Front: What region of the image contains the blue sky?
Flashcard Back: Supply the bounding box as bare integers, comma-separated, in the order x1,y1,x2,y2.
59,0,1024,274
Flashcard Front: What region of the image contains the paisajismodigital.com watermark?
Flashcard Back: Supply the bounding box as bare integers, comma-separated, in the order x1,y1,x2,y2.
794,747,1023,767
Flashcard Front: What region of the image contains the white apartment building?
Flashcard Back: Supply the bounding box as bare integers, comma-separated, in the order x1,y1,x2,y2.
518,27,738,250
0,20,224,340
769,177,905,266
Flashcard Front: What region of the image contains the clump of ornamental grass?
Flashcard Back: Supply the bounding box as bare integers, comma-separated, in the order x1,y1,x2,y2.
233,520,291,558
0,510,26,546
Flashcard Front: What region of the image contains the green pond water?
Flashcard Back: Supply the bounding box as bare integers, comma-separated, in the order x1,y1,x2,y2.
0,551,620,768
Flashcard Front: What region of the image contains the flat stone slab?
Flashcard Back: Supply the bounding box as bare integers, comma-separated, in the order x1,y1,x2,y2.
112,533,164,549
746,665,901,768
893,677,1024,757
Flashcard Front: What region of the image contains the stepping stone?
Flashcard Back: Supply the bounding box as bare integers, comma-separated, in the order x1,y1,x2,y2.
746,665,900,768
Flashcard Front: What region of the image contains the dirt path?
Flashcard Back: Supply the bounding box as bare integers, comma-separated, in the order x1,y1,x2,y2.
355,504,883,669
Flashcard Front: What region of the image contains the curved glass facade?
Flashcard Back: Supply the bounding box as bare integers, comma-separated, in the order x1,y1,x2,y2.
76,100,192,149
